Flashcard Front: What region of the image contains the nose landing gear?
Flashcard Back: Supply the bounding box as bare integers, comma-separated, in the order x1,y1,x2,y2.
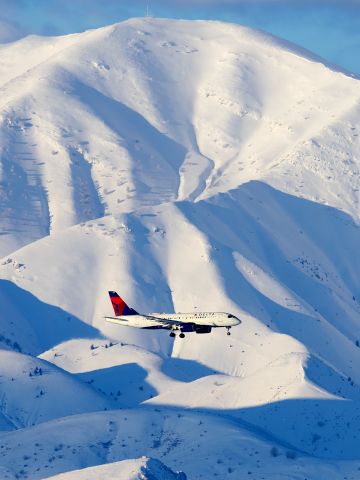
226,327,231,336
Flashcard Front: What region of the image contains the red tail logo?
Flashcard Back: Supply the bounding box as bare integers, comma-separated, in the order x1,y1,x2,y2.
108,292,138,316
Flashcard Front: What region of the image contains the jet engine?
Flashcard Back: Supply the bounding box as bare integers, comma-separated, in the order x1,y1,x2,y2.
195,326,212,334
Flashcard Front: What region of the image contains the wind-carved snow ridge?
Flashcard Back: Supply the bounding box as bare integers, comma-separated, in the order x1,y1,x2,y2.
46,456,187,480
1,16,360,480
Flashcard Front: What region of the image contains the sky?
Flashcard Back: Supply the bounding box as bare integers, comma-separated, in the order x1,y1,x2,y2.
0,0,360,76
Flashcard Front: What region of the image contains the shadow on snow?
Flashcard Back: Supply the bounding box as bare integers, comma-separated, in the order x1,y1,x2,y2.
0,279,100,355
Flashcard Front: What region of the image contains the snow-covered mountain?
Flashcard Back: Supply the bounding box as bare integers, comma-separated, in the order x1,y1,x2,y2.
47,457,187,480
1,17,360,479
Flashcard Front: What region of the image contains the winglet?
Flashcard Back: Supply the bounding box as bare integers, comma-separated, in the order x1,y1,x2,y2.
108,291,138,316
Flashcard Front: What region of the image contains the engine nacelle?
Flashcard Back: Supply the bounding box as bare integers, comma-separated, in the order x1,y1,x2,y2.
195,326,212,334
180,323,196,333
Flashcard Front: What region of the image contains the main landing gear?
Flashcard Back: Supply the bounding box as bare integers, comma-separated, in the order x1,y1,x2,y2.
226,327,231,336
169,329,185,339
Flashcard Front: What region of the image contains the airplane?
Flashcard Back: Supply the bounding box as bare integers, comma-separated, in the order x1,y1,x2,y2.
105,291,241,338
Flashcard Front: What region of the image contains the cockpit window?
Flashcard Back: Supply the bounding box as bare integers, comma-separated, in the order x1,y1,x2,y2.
228,314,233,318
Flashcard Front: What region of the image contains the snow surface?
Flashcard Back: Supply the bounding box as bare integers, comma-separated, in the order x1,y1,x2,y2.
46,456,186,480
1,16,360,479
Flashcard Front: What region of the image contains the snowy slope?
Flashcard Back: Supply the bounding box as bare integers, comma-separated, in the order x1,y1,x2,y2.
1,18,360,257
0,409,357,480
0,349,111,429
1,16,360,479
46,457,186,480
40,338,183,408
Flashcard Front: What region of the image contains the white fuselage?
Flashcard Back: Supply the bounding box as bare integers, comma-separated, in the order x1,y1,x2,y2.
106,312,240,329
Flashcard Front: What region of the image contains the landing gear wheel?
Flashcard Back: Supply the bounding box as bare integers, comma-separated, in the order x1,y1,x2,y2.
226,327,231,336
170,331,176,338
179,333,185,339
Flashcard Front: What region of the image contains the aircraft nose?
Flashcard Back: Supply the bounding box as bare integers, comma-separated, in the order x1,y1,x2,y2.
227,314,241,326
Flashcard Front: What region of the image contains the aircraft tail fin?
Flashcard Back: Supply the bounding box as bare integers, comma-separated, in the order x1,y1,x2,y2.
108,291,138,316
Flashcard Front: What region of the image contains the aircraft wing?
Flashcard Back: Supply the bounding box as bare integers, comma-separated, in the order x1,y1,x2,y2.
105,314,191,329
144,315,188,327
